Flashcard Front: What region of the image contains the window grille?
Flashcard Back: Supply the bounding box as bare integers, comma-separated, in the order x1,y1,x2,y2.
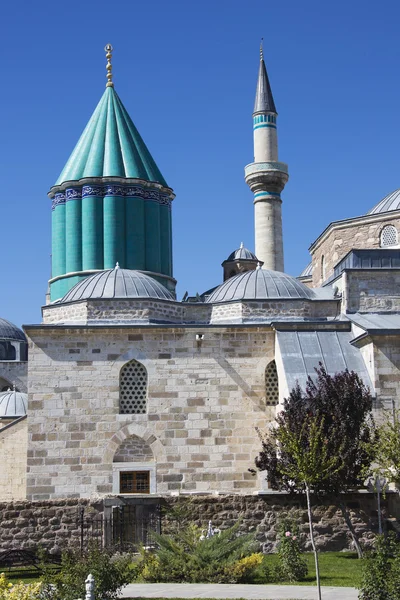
265,360,279,405
120,471,150,494
119,360,147,414
381,225,398,247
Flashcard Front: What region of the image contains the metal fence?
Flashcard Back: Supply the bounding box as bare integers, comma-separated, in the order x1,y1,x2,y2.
77,503,161,552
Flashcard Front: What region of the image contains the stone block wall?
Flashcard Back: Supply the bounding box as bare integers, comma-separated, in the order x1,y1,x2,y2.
25,325,278,499
0,361,28,392
0,499,102,553
0,493,397,554
310,214,400,287
165,492,400,552
0,418,28,501
343,271,400,313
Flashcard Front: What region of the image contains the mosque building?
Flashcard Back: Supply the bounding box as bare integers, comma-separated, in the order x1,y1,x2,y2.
1,44,400,502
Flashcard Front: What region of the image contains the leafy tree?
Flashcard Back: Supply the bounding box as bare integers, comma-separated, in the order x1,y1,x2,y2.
254,365,376,559
374,409,400,493
260,413,342,600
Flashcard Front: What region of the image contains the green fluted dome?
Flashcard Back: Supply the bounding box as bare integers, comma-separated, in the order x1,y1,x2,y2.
55,86,167,187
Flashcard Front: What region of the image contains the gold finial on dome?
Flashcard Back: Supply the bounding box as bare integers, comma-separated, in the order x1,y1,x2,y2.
260,38,264,61
105,43,114,88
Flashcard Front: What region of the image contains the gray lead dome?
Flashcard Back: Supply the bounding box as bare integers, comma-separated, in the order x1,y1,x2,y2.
225,246,258,262
0,389,27,418
60,268,174,303
207,268,316,303
368,189,400,215
0,318,26,342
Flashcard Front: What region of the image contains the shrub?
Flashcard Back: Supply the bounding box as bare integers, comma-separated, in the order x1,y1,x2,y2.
40,545,133,600
0,573,42,600
134,521,263,583
358,533,397,600
274,519,307,582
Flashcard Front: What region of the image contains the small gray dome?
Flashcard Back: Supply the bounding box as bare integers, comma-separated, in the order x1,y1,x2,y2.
61,268,174,303
207,268,316,303
225,244,258,262
0,389,27,418
368,189,400,215
0,318,26,342
299,262,313,277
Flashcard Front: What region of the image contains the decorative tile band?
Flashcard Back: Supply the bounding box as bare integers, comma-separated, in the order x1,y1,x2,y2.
53,193,66,209
253,123,277,130
52,185,172,210
254,191,281,198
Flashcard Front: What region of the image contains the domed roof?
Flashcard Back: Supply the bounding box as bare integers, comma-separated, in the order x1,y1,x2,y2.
0,318,26,342
368,189,400,215
60,267,174,303
225,243,258,262
0,389,27,418
206,267,316,303
299,262,313,277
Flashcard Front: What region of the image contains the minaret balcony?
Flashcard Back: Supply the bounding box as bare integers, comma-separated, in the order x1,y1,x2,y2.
244,161,289,193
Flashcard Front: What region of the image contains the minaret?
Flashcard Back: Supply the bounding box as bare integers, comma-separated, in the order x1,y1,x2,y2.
244,43,288,272
48,45,175,301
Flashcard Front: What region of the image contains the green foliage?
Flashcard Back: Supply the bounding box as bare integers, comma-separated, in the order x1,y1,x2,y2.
358,534,398,600
0,573,42,600
40,545,133,600
274,518,308,582
133,522,264,583
375,410,400,492
254,365,376,495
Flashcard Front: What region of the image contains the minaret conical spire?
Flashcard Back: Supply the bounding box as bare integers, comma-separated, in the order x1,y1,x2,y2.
254,40,276,115
244,44,289,272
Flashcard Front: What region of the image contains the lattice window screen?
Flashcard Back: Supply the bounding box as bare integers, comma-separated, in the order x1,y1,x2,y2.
381,225,398,247
265,361,279,406
119,360,148,414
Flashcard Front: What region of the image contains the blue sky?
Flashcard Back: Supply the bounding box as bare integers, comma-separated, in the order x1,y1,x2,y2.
2,0,400,326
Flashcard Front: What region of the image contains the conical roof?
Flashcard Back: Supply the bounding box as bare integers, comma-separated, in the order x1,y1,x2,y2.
54,87,168,187
254,56,277,115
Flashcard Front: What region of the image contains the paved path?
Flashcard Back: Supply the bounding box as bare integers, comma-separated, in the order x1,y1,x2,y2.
120,583,358,599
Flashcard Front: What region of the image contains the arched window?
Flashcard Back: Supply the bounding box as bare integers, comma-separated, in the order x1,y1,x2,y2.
321,255,326,281
265,360,279,406
380,225,398,247
119,359,148,414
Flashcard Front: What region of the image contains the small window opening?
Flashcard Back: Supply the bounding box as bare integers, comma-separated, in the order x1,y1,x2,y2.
120,471,150,494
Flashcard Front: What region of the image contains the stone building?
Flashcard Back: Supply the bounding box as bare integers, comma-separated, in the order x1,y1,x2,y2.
1,44,400,507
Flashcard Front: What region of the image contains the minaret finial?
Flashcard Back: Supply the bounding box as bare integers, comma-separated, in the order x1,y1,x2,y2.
260,38,264,61
105,44,114,88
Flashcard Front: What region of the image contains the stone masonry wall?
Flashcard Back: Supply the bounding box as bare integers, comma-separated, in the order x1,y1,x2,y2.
0,499,103,553
25,326,278,499
165,493,400,552
0,419,28,501
372,336,400,413
310,215,400,287
344,271,400,313
0,493,398,553
113,435,153,462
0,361,28,392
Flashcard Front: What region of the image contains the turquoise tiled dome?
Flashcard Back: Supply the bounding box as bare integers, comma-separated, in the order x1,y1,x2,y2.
54,87,167,187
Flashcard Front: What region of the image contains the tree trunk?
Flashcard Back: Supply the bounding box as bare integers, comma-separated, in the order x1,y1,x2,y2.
339,501,363,559
305,483,321,600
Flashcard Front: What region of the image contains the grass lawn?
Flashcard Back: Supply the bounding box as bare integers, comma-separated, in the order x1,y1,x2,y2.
263,551,361,587
2,551,362,588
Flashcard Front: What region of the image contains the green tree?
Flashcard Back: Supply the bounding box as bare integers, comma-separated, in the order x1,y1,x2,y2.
259,414,342,600
254,365,376,558
374,409,400,493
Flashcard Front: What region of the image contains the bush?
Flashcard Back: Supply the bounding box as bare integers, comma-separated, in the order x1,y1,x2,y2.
134,521,265,583
274,519,308,582
0,573,42,600
40,545,133,600
358,533,398,600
